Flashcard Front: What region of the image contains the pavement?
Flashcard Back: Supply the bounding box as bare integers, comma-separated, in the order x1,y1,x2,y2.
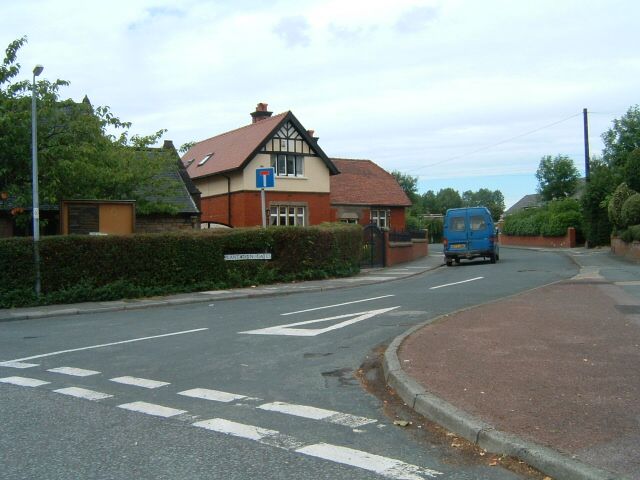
385,247,640,480
3,246,639,480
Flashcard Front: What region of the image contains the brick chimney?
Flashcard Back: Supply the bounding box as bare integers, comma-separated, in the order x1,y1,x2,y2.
163,140,176,150
250,102,273,123
307,129,319,141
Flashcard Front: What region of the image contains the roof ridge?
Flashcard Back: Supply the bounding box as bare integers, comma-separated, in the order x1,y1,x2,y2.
194,111,289,145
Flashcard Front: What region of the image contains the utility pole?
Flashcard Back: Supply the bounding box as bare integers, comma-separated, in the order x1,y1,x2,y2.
583,108,590,182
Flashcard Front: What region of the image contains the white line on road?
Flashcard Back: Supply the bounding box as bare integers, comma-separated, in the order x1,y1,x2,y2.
0,361,39,369
193,418,305,450
0,376,49,387
296,443,443,479
178,388,247,403
118,401,186,418
54,387,113,401
429,277,484,290
110,376,170,389
258,401,376,428
5,328,209,363
47,367,100,377
192,418,441,478
241,307,400,337
281,295,395,316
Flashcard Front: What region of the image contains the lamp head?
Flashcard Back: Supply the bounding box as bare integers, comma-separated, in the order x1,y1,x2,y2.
33,65,44,77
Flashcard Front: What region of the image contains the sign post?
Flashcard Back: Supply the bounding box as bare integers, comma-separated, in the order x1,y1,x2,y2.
256,167,275,228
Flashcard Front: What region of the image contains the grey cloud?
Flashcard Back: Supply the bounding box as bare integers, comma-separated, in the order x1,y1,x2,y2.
395,5,439,34
273,15,311,47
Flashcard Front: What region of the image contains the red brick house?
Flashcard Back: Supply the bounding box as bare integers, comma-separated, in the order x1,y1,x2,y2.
330,158,411,231
181,103,339,227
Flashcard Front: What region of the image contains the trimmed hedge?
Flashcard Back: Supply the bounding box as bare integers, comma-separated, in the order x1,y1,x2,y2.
0,224,362,308
621,193,640,228
502,199,583,237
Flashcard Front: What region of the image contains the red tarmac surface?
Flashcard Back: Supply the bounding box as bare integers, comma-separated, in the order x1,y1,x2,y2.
399,280,640,479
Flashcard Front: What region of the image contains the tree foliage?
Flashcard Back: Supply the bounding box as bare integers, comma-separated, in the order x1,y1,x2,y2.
462,188,505,221
535,154,580,201
602,105,640,168
391,170,419,202
0,36,175,228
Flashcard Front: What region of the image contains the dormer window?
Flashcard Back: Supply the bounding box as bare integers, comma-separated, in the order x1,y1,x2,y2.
198,153,213,166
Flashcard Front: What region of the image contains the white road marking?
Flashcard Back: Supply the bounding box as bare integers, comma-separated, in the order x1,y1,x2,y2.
193,418,305,450
258,402,376,427
281,295,395,316
296,443,443,479
0,361,39,369
54,387,113,401
110,376,169,389
178,388,247,403
118,401,186,418
5,328,209,363
47,366,100,377
0,376,49,387
429,277,484,290
240,307,400,337
615,281,640,286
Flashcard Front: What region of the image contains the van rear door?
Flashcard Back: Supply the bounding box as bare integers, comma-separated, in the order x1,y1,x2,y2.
446,210,469,252
468,211,492,252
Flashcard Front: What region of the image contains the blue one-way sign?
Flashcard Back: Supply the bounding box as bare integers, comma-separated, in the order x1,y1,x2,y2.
256,167,275,188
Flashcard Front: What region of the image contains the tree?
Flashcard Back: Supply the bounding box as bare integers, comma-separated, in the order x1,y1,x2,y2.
581,158,615,246
535,154,580,201
602,105,640,169
0,36,174,228
462,188,505,221
436,188,462,213
421,190,438,214
391,170,418,203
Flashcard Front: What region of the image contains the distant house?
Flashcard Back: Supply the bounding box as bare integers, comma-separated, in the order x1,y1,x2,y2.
504,194,543,216
330,158,412,230
181,103,339,228
0,140,201,237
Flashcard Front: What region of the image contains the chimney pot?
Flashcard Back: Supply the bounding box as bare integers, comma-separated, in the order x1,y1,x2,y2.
251,102,273,123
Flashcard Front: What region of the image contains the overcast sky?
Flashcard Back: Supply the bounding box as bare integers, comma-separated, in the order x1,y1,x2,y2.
2,0,639,208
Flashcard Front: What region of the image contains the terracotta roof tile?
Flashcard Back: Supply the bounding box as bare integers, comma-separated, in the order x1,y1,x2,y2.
330,158,412,207
181,112,289,179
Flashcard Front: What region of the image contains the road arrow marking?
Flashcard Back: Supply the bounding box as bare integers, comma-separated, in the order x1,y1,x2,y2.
240,307,400,337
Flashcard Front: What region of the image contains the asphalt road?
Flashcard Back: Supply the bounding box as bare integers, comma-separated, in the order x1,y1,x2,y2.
0,247,578,479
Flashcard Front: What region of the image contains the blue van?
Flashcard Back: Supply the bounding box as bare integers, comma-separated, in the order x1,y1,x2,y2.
443,207,499,266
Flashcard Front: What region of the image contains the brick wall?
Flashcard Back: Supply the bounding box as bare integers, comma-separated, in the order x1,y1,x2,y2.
499,227,576,248
611,237,640,262
384,235,429,267
201,191,332,227
136,214,199,233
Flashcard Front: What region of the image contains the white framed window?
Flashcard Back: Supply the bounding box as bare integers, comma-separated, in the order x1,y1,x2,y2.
371,209,389,228
270,205,306,226
271,154,304,177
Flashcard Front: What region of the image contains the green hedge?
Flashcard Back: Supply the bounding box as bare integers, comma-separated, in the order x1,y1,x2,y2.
502,199,583,237
0,224,362,308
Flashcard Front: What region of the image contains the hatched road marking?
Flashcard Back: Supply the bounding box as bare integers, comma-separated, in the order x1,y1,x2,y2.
47,366,100,377
240,307,400,337
118,401,186,418
258,401,376,428
178,388,248,403
297,443,443,479
110,376,170,389
0,376,49,387
54,387,113,401
0,361,39,369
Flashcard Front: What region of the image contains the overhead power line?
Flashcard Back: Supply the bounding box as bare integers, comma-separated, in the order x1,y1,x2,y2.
407,112,583,174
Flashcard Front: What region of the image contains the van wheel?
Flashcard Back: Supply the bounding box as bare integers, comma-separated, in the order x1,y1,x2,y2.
455,258,461,264
490,253,496,264
446,259,453,267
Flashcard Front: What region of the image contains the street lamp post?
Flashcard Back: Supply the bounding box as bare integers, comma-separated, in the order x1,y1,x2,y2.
32,64,43,296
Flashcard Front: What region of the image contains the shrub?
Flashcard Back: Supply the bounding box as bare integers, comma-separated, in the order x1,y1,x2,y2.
503,198,583,237
608,183,636,229
423,218,443,243
0,224,362,308
621,193,640,228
